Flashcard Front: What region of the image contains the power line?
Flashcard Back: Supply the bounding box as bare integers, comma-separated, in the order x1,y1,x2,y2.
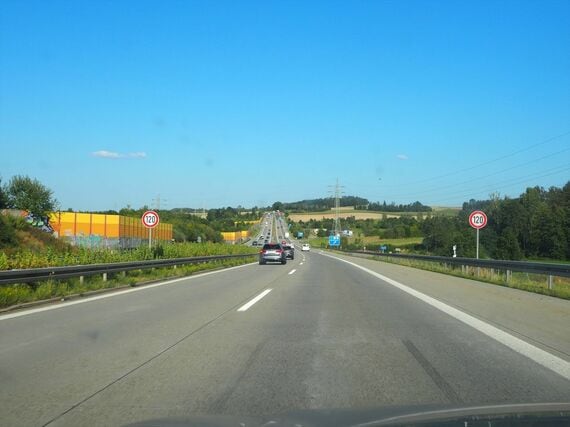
152,194,167,211
376,147,570,200
377,130,570,188
380,164,569,203
429,166,570,204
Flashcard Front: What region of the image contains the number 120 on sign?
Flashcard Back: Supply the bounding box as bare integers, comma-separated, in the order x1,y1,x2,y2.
469,211,487,229
142,211,160,228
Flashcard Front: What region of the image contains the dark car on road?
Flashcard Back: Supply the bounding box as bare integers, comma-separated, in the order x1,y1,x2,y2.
259,243,287,265
282,244,294,260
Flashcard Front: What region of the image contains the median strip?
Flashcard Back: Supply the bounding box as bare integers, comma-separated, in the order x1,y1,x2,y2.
237,289,272,312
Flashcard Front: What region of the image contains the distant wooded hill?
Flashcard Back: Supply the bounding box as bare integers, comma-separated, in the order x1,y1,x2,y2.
273,196,432,212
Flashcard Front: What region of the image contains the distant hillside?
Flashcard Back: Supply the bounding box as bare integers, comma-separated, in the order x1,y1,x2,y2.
278,196,368,212
277,196,432,213
367,201,432,212
287,211,426,222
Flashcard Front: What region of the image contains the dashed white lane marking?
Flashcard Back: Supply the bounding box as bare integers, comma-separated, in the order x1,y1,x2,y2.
1,262,257,321
237,289,272,312
288,269,297,275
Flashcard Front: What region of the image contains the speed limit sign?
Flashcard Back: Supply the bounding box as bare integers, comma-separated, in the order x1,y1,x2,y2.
142,210,160,228
469,210,487,229
469,210,487,259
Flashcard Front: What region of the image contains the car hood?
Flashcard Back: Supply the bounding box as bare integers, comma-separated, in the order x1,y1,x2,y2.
123,402,570,427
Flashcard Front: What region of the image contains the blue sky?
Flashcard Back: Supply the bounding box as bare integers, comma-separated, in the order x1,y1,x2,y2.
1,0,569,211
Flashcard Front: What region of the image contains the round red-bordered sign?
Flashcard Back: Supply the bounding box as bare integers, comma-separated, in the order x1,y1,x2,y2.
142,210,160,228
469,210,487,229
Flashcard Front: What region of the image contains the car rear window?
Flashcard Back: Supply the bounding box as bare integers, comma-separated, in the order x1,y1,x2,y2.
263,244,281,250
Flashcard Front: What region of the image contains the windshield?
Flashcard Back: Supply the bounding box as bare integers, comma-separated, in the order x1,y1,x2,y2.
1,1,569,427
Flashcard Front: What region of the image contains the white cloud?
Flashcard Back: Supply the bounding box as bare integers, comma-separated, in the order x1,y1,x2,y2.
396,154,409,160
91,150,121,159
91,150,146,159
127,152,146,158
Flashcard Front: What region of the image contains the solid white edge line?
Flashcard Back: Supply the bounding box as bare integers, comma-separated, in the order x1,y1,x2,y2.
288,269,297,275
0,262,257,321
237,289,272,312
321,252,570,381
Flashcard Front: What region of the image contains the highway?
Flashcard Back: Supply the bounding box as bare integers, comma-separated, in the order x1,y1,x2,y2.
1,213,570,426
248,211,292,248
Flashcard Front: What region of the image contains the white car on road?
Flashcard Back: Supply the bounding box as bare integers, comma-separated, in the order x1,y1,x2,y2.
301,244,310,251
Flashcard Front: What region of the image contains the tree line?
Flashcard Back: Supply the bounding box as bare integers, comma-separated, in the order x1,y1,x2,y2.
365,200,432,212
0,175,258,244
286,182,569,261
289,215,423,240
421,182,569,260
272,196,368,212
3,174,567,259
272,196,431,212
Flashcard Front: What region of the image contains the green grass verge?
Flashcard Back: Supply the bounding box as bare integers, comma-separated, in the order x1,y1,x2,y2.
0,255,257,309
306,236,328,247
359,237,423,246
347,253,570,300
305,236,423,250
430,206,461,216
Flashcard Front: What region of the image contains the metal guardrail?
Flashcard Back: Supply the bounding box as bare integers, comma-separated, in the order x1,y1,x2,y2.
337,250,570,279
0,253,257,286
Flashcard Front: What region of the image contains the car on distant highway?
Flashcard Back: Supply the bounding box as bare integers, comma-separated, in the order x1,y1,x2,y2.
259,243,287,265
301,243,310,251
282,244,294,260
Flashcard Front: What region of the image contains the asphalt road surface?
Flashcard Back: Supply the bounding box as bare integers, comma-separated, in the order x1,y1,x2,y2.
1,247,569,426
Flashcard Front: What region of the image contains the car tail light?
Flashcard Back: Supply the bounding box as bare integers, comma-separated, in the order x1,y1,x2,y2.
276,249,283,254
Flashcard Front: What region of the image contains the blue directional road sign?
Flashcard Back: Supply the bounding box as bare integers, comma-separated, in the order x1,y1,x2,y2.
329,235,341,246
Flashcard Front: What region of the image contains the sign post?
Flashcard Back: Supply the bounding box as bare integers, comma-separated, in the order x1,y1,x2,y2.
142,210,160,249
468,210,487,259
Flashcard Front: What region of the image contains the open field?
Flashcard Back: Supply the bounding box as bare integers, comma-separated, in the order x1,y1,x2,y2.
287,207,459,222
431,206,462,216
289,210,418,221
304,236,423,249
359,236,423,246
